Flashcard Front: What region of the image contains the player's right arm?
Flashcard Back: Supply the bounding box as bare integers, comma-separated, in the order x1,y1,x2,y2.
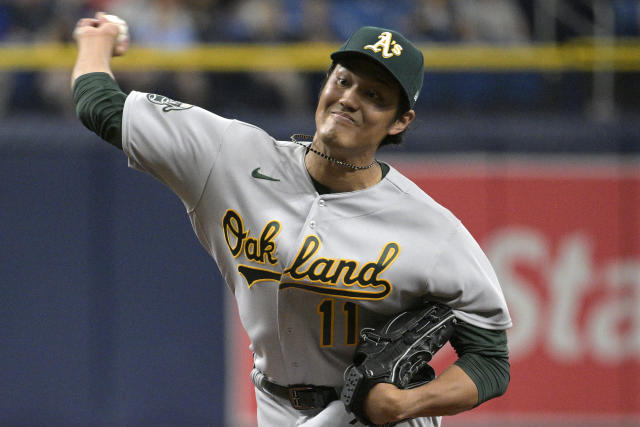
70,13,232,211
71,13,129,149
71,12,127,87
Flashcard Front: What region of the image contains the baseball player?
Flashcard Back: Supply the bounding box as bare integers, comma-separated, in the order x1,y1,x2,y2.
71,12,511,427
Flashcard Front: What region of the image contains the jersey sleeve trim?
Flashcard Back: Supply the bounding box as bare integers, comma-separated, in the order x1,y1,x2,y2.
453,310,513,330
121,91,139,168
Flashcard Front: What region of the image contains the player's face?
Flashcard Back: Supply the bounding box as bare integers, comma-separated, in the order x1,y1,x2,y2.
314,59,414,161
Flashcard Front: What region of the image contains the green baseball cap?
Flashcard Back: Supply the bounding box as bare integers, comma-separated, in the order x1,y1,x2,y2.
331,26,424,108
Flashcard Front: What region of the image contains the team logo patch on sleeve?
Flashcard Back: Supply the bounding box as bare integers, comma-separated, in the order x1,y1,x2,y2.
146,94,193,112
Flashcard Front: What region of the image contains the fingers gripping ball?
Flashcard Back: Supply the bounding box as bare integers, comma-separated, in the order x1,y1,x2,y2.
341,302,457,426
103,14,129,44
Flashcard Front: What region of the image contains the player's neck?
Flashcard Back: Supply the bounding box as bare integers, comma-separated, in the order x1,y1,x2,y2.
304,152,382,192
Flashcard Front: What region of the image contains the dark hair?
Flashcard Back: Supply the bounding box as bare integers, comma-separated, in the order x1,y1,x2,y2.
320,61,411,147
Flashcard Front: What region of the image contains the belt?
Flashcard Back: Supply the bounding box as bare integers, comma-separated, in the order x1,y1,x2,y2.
251,368,339,411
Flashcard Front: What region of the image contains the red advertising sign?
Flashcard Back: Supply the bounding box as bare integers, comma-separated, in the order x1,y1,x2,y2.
227,156,640,425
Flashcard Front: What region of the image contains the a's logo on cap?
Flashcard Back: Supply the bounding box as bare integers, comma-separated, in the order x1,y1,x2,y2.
364,31,403,58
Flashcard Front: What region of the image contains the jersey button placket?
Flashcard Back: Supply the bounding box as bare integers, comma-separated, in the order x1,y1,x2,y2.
278,197,323,379
307,197,326,230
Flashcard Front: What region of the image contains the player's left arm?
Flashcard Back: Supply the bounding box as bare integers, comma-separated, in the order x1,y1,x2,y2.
361,219,512,423
363,322,509,424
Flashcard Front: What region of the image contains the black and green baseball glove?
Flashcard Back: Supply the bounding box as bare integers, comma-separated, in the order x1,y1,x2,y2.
341,302,457,426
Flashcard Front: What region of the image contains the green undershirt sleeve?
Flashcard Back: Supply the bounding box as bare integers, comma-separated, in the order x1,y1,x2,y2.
72,72,127,149
450,321,510,406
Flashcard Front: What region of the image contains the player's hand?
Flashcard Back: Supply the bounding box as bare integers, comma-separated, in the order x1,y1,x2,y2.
73,12,129,57
362,382,406,425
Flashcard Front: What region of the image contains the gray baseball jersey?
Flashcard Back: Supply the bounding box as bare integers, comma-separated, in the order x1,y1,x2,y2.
122,91,512,426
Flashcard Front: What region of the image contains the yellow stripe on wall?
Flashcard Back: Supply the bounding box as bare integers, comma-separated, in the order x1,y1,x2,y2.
2,40,639,71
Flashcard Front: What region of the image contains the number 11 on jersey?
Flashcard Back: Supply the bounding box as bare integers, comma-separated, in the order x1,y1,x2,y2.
317,299,358,347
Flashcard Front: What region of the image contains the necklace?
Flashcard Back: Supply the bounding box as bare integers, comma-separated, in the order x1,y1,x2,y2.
290,134,378,171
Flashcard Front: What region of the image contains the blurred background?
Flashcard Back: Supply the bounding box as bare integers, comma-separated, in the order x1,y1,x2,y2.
0,0,638,426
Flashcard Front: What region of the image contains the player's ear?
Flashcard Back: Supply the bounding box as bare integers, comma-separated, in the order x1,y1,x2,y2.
388,109,415,136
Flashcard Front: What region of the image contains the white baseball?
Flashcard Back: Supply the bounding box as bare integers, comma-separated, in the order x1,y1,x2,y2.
103,14,129,44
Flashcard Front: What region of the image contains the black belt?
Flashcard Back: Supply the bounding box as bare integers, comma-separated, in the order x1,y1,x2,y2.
252,370,338,410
